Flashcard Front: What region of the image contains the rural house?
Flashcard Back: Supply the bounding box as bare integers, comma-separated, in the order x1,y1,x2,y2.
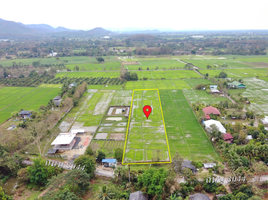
19,110,32,118
69,82,77,89
189,193,210,200
210,85,220,94
182,160,197,173
222,133,234,143
101,159,117,167
203,119,226,133
129,191,148,200
203,163,216,169
227,81,246,89
53,96,61,107
51,133,77,150
203,106,221,116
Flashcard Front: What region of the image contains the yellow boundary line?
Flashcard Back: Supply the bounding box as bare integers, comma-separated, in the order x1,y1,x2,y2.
122,89,172,165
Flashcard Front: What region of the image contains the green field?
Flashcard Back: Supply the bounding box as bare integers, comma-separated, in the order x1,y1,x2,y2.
160,90,220,161
124,90,170,163
179,55,268,69
55,71,120,78
229,77,268,115
133,70,201,79
125,60,185,70
125,80,191,90
0,56,117,67
200,68,268,78
183,89,231,104
0,85,60,124
66,61,121,71
183,79,214,88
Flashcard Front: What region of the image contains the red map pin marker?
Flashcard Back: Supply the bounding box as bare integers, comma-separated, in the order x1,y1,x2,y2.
143,105,152,119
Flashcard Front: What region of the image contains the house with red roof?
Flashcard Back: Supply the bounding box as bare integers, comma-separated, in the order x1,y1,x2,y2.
222,133,233,143
203,106,221,116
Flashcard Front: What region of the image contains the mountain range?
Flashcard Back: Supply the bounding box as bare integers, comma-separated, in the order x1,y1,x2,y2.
0,18,112,38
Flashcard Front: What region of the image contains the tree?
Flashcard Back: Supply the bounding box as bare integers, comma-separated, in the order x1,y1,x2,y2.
27,157,62,186
97,151,106,162
114,148,123,162
219,193,235,200
96,57,104,62
95,186,115,200
172,151,184,174
85,146,94,156
234,122,243,133
17,168,30,183
235,192,248,200
73,155,95,179
219,71,228,78
137,168,167,197
46,169,90,197
168,194,183,200
130,72,138,80
41,189,81,200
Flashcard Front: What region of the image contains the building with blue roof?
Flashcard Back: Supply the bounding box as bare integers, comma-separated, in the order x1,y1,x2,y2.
102,159,117,167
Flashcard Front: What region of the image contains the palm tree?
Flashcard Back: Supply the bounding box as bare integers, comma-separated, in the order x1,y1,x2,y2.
168,194,182,200
96,186,114,200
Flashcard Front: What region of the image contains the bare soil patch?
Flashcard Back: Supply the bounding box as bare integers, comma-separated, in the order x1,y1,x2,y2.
122,61,139,65
110,133,125,140
95,133,108,139
244,62,268,68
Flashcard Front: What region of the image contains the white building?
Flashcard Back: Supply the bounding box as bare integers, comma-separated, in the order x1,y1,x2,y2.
48,51,58,57
203,119,226,133
51,133,76,150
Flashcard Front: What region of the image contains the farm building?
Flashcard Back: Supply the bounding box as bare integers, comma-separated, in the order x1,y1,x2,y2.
261,116,268,125
189,193,210,200
48,51,57,57
246,135,253,140
182,160,197,173
210,85,218,90
222,133,234,143
101,159,117,167
203,119,226,133
69,82,77,89
203,163,216,169
71,129,85,134
203,106,221,116
129,191,148,200
51,133,76,150
227,81,246,89
19,110,32,118
53,96,61,107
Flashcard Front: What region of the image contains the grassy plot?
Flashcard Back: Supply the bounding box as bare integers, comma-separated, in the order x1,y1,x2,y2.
123,90,170,164
76,90,115,126
126,60,185,70
179,55,253,69
125,79,191,90
0,85,60,124
229,77,268,115
133,70,201,79
183,79,214,89
66,61,121,71
199,68,268,78
183,89,231,104
55,71,120,78
160,90,220,161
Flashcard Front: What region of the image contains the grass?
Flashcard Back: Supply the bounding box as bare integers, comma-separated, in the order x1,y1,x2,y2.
66,61,121,71
125,60,185,70
124,90,170,163
179,55,268,69
125,79,191,89
76,90,115,126
183,79,214,88
0,86,60,124
228,77,268,115
200,68,268,78
55,71,120,78
0,56,117,67
160,90,220,161
133,70,201,79
89,140,124,157
183,89,231,104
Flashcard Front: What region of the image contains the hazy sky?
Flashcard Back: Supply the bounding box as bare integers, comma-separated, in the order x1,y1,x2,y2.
1,0,268,30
